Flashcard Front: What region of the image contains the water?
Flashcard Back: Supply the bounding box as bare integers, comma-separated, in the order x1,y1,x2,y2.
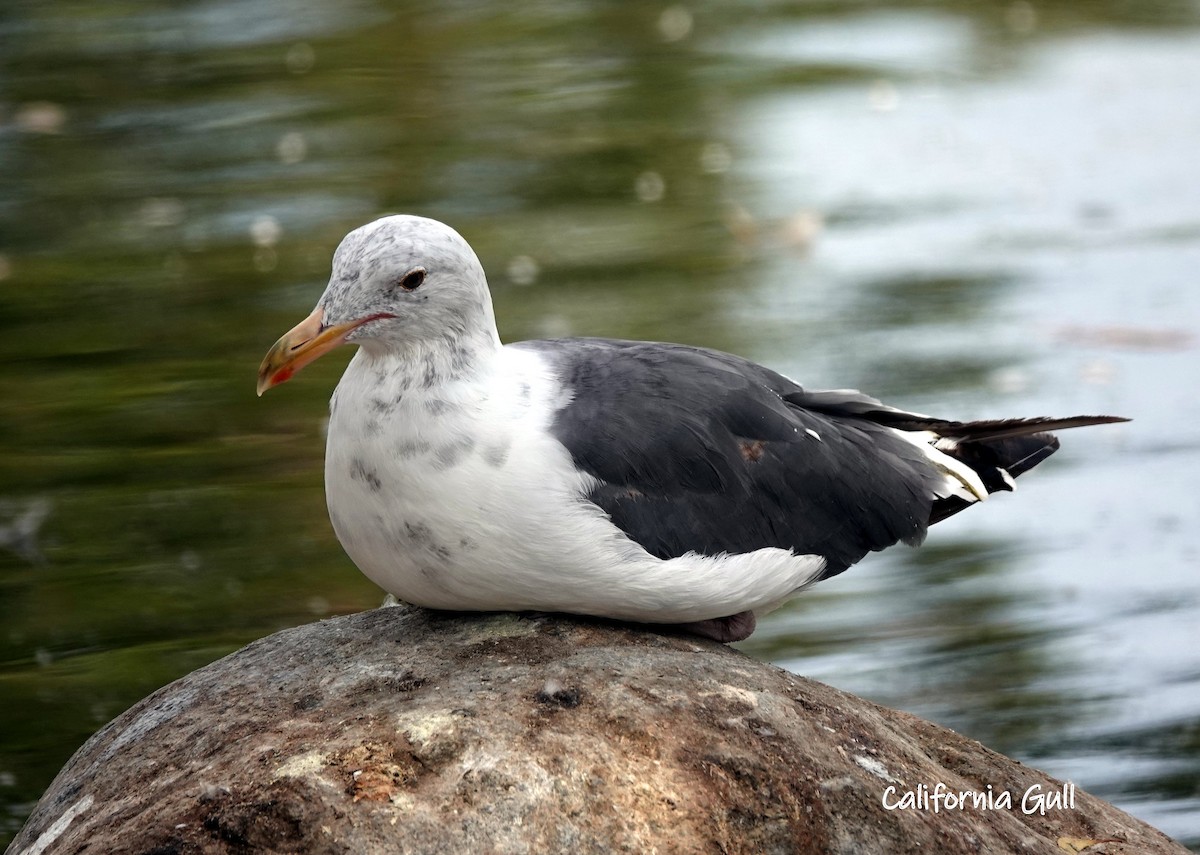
2,1,1198,848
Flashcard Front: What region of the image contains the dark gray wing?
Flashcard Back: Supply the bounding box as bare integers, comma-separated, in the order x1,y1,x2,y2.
515,338,947,577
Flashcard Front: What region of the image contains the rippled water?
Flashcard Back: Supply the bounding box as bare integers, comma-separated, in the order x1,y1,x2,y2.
2,1,1198,849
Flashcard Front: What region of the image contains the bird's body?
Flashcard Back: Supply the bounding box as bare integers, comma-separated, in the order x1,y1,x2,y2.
259,215,1125,641
325,340,827,626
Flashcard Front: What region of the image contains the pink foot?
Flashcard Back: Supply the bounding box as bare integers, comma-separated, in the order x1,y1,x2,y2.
677,611,757,643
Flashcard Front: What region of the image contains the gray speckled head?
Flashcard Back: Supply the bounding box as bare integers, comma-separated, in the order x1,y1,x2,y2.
317,215,501,357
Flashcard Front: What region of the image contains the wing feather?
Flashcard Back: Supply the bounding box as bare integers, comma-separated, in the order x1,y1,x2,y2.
517,338,945,576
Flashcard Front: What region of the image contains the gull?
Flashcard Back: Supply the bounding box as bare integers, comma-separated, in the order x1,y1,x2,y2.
258,215,1125,641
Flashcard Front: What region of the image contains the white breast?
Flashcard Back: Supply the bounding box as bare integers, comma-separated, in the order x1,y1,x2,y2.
324,346,827,623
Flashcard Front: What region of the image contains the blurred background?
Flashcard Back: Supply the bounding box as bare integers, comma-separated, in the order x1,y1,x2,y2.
2,0,1198,849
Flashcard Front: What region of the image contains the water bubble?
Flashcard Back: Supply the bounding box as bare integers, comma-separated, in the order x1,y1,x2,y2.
506,255,540,286
277,131,307,164
658,6,693,42
635,170,666,203
14,102,66,134
250,214,282,247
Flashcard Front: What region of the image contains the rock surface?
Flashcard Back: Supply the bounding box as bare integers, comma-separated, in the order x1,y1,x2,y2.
7,606,1188,855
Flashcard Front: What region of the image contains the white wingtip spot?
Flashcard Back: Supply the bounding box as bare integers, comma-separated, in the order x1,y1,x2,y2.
895,429,989,503
805,428,822,442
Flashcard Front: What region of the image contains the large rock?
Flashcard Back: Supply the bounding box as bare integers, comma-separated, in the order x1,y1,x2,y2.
7,607,1187,854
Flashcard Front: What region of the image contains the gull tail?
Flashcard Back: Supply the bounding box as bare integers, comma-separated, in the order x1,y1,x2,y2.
912,415,1129,525
790,387,1127,528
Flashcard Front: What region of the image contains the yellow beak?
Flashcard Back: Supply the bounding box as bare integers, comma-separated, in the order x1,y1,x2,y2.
256,307,387,396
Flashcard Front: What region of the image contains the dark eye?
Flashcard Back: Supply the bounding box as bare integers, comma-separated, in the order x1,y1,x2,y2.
398,267,426,292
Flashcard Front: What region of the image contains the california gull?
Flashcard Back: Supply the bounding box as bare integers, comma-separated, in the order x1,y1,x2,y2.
257,215,1125,641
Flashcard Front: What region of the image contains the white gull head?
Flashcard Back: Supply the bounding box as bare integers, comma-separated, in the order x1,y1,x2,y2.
321,215,499,352
257,215,500,394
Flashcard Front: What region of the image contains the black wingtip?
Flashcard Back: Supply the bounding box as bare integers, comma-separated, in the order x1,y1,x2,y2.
1001,432,1061,479
939,414,1129,443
